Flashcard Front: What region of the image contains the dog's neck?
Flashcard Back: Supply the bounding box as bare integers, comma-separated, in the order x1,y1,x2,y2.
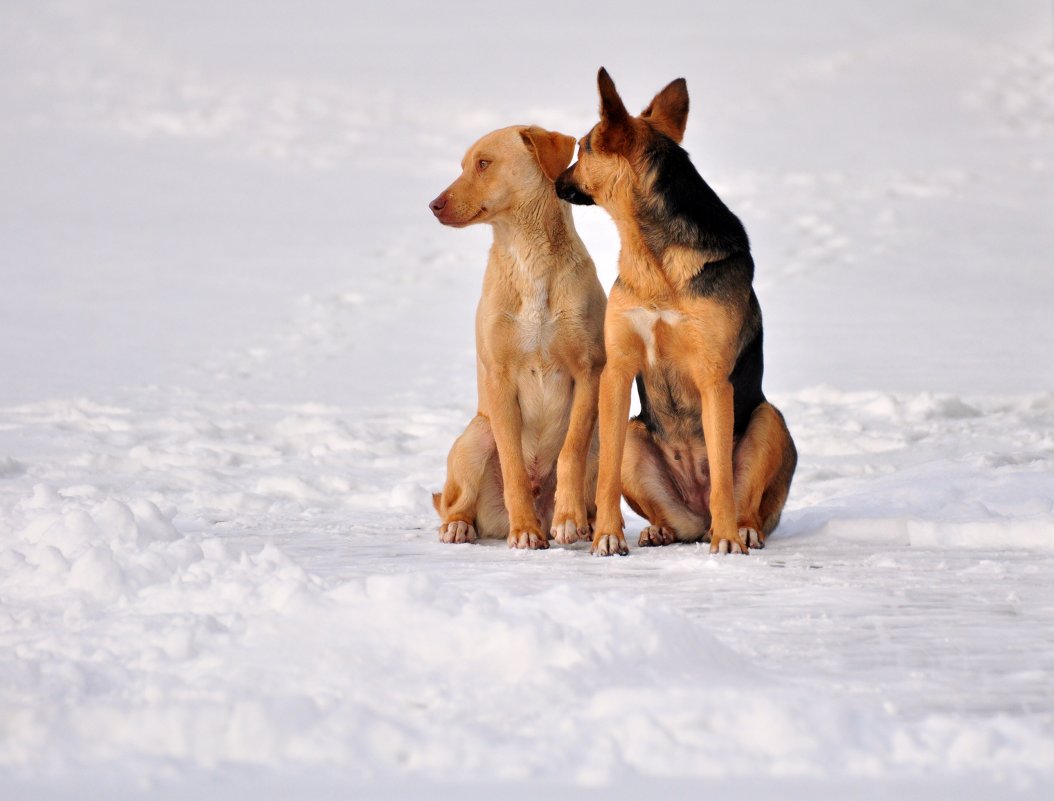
607,152,749,301
610,216,682,301
611,213,732,302
490,191,576,281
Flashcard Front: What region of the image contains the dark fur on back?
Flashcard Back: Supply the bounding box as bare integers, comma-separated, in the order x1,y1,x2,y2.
633,132,766,439
636,134,750,258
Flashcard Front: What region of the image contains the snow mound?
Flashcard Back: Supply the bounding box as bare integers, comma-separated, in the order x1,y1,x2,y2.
779,389,1054,550
7,487,195,602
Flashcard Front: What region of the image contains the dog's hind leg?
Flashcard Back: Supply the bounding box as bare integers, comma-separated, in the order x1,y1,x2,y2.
473,447,511,540
437,415,501,543
621,420,710,547
732,402,797,548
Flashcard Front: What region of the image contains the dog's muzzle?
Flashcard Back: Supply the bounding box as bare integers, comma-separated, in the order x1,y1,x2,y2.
555,175,595,206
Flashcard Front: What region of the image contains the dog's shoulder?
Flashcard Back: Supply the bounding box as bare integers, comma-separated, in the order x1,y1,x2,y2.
686,251,755,303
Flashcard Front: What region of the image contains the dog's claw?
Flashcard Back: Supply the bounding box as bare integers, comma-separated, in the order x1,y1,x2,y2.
740,527,763,549
439,520,477,544
551,519,588,545
638,526,676,547
508,530,549,550
711,533,748,555
591,533,629,557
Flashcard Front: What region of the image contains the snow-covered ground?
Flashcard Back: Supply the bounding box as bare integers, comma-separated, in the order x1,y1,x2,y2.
2,1,1053,798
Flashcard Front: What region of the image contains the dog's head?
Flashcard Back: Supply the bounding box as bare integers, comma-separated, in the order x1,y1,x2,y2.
555,68,689,213
429,126,576,227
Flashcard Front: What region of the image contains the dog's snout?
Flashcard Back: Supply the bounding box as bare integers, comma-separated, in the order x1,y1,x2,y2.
555,174,595,207
429,193,448,216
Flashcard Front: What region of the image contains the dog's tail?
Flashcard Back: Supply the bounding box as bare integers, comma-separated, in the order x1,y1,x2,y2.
431,492,442,513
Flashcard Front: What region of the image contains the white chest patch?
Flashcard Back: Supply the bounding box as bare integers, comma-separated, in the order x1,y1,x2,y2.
623,307,682,366
516,276,555,354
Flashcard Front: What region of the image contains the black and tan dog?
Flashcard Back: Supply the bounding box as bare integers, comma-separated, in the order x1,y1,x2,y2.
555,69,796,556
429,126,606,549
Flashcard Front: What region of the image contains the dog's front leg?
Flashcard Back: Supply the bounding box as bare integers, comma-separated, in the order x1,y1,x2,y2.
485,371,548,549
698,379,748,554
591,363,634,556
551,364,602,545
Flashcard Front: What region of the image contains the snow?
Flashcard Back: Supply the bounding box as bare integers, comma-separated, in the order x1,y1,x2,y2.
2,1,1054,799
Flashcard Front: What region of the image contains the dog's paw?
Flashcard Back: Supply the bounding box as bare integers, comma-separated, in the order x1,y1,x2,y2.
591,532,629,557
709,528,749,555
551,517,592,545
508,529,549,550
439,520,477,544
739,526,764,549
638,525,676,547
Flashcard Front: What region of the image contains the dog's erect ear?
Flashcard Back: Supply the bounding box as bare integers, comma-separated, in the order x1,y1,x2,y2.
641,78,689,143
597,67,629,127
520,126,576,182
596,67,635,152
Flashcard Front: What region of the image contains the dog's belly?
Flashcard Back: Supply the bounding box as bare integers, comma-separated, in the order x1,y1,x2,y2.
517,363,573,485
641,359,704,439
657,429,713,519
640,361,713,517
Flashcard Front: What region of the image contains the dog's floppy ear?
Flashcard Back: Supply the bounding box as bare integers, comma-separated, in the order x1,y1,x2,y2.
641,78,689,143
520,126,576,182
596,67,634,152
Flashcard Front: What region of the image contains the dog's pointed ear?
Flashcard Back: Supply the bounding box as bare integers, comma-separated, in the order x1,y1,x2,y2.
520,126,576,182
598,67,629,127
641,78,689,143
596,67,635,152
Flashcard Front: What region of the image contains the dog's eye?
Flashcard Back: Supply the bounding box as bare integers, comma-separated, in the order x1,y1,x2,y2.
478,159,490,172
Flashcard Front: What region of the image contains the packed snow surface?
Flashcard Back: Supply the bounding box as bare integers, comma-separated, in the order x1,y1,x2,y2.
2,1,1053,799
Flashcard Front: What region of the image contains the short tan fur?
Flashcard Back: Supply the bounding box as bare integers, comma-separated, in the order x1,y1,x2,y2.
430,125,607,549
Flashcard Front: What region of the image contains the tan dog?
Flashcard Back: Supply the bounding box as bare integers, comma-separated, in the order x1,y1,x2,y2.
429,126,606,549
555,70,796,556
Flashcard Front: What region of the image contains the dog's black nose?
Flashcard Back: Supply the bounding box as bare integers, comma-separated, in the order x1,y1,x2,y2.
555,179,595,206
429,194,448,215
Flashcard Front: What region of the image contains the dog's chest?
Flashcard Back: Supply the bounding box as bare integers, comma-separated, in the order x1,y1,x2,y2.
514,275,557,355
624,306,683,366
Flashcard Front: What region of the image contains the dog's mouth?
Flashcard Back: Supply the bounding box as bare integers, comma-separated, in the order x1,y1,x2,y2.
555,179,595,206
438,206,487,228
